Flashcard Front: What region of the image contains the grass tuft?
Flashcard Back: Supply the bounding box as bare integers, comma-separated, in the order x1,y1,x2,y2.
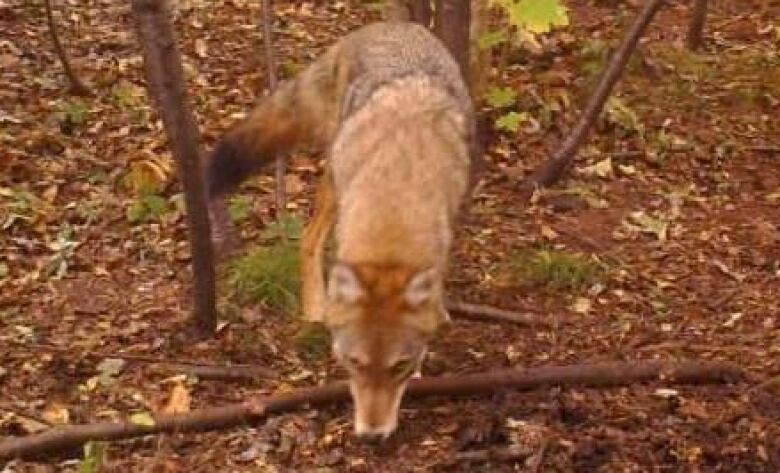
496,248,600,291
226,213,303,314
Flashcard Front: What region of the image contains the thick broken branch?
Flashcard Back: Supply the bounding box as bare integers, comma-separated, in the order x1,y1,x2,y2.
447,301,553,328
0,360,742,460
523,0,665,190
687,0,708,51
131,0,217,336
44,0,91,96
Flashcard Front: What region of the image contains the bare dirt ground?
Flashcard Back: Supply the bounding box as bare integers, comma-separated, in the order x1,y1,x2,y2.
1,0,779,471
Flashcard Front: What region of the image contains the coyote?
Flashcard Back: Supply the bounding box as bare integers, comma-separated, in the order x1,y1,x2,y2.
207,21,475,441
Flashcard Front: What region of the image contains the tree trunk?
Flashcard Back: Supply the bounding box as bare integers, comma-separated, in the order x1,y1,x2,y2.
434,0,471,79
687,0,708,51
260,0,286,215
468,0,489,101
131,0,217,337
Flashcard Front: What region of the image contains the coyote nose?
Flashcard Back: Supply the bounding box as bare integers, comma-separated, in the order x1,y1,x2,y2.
356,431,388,445
354,421,394,444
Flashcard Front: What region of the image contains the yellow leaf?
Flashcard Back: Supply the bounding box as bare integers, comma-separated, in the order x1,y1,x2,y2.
42,403,70,425
570,297,591,314
129,412,156,427
540,225,558,240
163,383,191,414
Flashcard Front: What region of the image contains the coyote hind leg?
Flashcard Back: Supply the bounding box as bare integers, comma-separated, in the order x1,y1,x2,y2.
301,172,336,322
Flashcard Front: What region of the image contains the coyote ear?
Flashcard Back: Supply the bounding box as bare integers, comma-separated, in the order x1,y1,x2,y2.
405,268,437,308
328,263,364,304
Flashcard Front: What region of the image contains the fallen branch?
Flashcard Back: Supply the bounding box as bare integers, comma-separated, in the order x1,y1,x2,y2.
454,447,529,463
0,360,742,460
132,0,217,336
687,0,708,51
150,362,276,381
522,0,665,190
44,0,92,96
446,301,553,328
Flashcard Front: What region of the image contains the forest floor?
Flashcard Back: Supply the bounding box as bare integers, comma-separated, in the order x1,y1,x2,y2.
1,0,779,471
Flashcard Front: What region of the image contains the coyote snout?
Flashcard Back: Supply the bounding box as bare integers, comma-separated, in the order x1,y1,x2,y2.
326,263,447,441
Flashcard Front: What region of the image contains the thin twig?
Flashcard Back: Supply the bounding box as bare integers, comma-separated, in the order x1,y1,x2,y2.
43,0,92,96
0,360,743,460
260,0,286,215
446,301,553,328
150,362,276,381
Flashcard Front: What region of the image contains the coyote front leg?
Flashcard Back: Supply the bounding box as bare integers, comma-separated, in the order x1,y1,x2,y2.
301,172,336,322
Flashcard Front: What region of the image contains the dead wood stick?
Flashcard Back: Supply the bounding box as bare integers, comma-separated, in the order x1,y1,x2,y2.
43,0,91,96
454,447,529,463
446,301,552,328
522,0,665,190
132,0,217,336
0,360,742,460
150,362,276,381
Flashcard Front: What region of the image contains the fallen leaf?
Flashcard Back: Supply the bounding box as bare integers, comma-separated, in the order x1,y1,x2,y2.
42,403,70,425
570,297,592,314
540,224,558,240
581,157,613,179
129,411,156,427
163,382,191,414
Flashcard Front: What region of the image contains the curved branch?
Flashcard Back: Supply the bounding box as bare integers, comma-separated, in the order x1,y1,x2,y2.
522,0,666,190
0,360,742,460
44,0,92,96
447,300,553,327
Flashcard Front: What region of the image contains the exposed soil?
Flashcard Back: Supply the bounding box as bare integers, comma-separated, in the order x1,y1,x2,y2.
1,0,779,471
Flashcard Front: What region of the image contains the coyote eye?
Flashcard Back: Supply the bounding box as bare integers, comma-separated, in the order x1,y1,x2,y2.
347,356,366,370
390,359,414,378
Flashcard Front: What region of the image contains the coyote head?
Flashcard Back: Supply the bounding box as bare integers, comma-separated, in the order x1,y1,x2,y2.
323,262,449,442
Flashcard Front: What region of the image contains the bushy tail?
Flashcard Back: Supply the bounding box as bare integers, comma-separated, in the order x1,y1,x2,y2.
206,46,350,199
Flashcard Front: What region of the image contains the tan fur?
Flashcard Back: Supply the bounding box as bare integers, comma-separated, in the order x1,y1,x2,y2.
207,22,474,440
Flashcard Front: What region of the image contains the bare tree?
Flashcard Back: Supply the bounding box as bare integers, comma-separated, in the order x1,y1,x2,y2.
43,0,91,96
687,0,708,51
131,0,217,337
